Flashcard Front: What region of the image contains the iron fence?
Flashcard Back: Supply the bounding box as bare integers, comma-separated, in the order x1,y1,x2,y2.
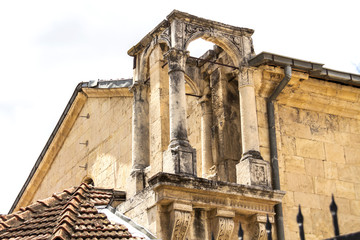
212,195,360,240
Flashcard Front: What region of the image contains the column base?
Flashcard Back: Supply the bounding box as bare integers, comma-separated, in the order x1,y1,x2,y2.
236,151,271,188
163,143,197,176
126,169,145,198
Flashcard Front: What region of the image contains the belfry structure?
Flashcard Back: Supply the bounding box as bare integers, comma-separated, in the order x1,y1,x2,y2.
4,10,360,240
123,10,283,240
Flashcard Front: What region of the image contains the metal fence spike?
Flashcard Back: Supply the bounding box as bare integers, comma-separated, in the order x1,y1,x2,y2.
330,194,340,236
297,205,305,240
266,214,272,240
238,223,243,240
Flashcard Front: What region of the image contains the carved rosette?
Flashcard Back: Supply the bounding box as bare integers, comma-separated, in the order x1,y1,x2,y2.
164,48,189,73
216,217,234,240
171,210,191,240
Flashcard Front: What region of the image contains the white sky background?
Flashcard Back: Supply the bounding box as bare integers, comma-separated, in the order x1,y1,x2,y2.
0,0,359,214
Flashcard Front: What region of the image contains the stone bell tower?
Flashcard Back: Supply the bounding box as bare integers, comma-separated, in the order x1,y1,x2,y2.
120,10,284,240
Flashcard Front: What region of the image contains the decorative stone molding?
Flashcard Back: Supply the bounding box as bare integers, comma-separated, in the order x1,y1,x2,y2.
148,173,284,214
164,48,189,73
236,156,271,188
158,27,171,47
169,202,193,240
210,209,235,240
248,214,274,240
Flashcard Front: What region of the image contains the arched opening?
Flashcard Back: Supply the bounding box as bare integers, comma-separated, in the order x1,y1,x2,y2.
187,38,215,58
185,36,242,182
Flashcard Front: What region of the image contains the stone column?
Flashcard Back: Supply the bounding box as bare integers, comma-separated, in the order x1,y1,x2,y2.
128,81,149,196
199,88,214,178
163,48,196,176
236,68,271,188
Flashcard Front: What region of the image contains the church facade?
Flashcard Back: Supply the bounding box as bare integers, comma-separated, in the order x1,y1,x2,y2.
3,10,360,239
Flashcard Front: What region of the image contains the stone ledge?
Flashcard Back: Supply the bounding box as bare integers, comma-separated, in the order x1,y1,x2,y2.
148,172,285,214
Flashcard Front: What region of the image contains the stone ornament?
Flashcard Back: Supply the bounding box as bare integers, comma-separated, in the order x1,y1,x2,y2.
171,210,192,240
216,217,235,240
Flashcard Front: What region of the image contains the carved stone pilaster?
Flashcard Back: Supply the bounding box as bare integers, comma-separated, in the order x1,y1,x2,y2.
248,214,273,240
168,203,192,240
210,209,235,240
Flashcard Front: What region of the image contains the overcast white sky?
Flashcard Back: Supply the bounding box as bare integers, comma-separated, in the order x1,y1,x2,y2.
0,0,359,214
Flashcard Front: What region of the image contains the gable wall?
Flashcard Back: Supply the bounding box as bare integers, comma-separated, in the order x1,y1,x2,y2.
31,96,132,201
254,66,360,239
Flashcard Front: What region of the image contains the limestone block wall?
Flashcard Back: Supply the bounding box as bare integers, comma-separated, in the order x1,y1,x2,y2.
32,96,132,201
254,66,360,239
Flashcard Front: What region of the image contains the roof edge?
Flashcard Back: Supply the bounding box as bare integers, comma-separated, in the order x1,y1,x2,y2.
9,79,133,214
9,83,84,213
249,52,360,87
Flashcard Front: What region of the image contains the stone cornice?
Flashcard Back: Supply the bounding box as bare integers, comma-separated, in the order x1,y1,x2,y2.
127,10,254,57
148,173,285,214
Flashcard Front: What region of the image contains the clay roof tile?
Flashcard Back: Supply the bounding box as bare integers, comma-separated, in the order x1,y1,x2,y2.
0,184,133,240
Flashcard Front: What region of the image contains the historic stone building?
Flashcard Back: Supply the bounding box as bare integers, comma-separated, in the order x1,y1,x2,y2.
1,10,360,239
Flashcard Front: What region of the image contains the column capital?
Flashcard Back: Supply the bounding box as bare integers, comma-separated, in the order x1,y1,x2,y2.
238,67,254,88
164,48,189,73
129,81,148,93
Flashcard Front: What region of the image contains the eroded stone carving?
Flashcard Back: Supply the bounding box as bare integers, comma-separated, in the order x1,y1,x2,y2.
216,217,234,240
159,27,171,46
184,23,212,45
171,210,191,240
164,48,189,73
251,223,266,240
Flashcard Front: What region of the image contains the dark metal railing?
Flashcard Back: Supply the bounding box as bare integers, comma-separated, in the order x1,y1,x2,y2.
228,195,360,240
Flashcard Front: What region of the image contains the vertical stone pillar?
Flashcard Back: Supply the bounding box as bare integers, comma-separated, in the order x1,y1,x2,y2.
209,209,235,240
163,48,196,176
236,68,271,188
199,88,214,178
128,81,149,197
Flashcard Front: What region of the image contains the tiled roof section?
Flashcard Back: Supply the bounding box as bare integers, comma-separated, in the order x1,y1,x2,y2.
0,183,138,240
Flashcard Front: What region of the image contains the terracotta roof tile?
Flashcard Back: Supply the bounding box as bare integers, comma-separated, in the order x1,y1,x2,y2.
0,183,137,240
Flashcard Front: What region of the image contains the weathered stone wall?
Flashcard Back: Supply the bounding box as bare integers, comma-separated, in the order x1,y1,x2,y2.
186,95,202,176
32,96,132,201
254,66,360,239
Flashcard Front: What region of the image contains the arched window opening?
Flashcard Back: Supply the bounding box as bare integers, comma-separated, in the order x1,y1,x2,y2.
187,38,215,58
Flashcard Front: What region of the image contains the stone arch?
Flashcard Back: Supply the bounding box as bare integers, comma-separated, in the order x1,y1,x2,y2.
185,74,201,96
184,30,243,67
136,39,169,82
